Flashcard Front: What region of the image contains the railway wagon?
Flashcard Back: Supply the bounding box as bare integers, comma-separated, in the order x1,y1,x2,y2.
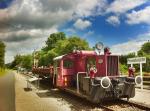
32,47,139,103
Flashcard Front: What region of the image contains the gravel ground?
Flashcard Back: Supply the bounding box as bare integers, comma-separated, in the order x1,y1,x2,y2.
130,88,150,106
15,72,103,111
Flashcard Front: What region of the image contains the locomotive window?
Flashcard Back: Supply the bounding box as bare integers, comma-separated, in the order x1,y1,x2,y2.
63,60,74,68
86,57,96,71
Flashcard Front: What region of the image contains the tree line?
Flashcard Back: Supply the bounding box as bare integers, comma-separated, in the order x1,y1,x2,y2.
0,41,5,69
8,32,150,74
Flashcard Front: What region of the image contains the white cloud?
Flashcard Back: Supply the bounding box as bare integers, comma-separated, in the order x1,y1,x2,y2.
75,0,108,17
65,28,76,34
105,0,147,26
106,0,147,14
106,16,120,26
4,27,58,63
0,0,107,30
0,0,107,63
111,32,150,55
74,19,92,30
83,30,94,38
126,6,150,25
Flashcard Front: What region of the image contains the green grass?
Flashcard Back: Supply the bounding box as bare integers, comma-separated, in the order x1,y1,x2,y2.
0,69,9,76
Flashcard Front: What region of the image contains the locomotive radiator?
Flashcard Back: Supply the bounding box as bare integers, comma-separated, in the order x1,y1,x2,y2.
107,56,119,76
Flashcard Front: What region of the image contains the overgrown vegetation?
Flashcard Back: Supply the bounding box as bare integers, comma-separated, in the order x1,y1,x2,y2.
0,41,5,68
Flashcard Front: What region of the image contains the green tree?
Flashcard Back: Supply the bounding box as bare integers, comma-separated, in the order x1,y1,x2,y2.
10,55,23,69
54,39,69,55
138,42,150,55
138,42,150,72
62,36,90,54
38,34,91,66
38,50,46,66
119,64,128,74
11,54,32,70
119,53,136,74
119,53,135,65
21,55,32,70
43,32,66,51
0,41,5,68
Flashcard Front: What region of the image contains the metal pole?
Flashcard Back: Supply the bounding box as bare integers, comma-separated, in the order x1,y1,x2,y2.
38,74,40,90
140,63,143,90
131,64,133,67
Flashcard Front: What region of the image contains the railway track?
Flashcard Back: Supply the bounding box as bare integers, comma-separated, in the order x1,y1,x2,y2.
100,99,150,111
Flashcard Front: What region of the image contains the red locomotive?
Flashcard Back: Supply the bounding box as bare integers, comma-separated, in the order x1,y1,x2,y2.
32,43,137,103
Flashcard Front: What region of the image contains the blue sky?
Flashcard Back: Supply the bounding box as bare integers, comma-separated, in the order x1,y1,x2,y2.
0,0,13,9
0,0,150,63
61,0,150,47
62,15,149,46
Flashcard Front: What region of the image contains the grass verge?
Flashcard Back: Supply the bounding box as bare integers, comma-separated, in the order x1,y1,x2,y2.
0,69,9,76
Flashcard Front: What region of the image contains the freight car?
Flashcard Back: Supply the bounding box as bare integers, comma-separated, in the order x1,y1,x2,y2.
32,43,142,103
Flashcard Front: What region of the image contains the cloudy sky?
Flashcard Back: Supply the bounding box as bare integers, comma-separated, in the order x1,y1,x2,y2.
0,0,150,63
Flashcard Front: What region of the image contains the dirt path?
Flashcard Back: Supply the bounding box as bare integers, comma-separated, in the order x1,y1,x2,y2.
0,72,15,111
15,72,74,111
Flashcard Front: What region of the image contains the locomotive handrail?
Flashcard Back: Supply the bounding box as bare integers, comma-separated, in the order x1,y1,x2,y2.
77,72,88,93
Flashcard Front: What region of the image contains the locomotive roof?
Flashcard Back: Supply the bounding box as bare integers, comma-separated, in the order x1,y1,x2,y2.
53,50,118,61
53,54,66,61
53,50,97,61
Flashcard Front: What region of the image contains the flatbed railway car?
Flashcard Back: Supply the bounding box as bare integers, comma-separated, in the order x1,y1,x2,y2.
32,45,141,103
32,66,53,78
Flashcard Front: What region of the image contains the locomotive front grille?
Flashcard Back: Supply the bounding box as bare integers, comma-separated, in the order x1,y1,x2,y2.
107,56,118,76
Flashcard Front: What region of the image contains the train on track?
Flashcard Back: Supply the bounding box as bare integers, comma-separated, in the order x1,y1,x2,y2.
32,43,141,103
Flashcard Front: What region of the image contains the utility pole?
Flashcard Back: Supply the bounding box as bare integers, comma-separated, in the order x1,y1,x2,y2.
33,50,39,68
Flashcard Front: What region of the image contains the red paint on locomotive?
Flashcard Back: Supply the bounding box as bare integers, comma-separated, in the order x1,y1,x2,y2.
53,50,119,87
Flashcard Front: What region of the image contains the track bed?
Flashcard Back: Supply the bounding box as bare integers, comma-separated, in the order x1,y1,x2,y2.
101,100,150,111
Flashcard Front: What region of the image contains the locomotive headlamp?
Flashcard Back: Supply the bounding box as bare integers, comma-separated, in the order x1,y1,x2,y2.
100,77,111,89
135,75,142,85
95,42,104,55
95,42,104,50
